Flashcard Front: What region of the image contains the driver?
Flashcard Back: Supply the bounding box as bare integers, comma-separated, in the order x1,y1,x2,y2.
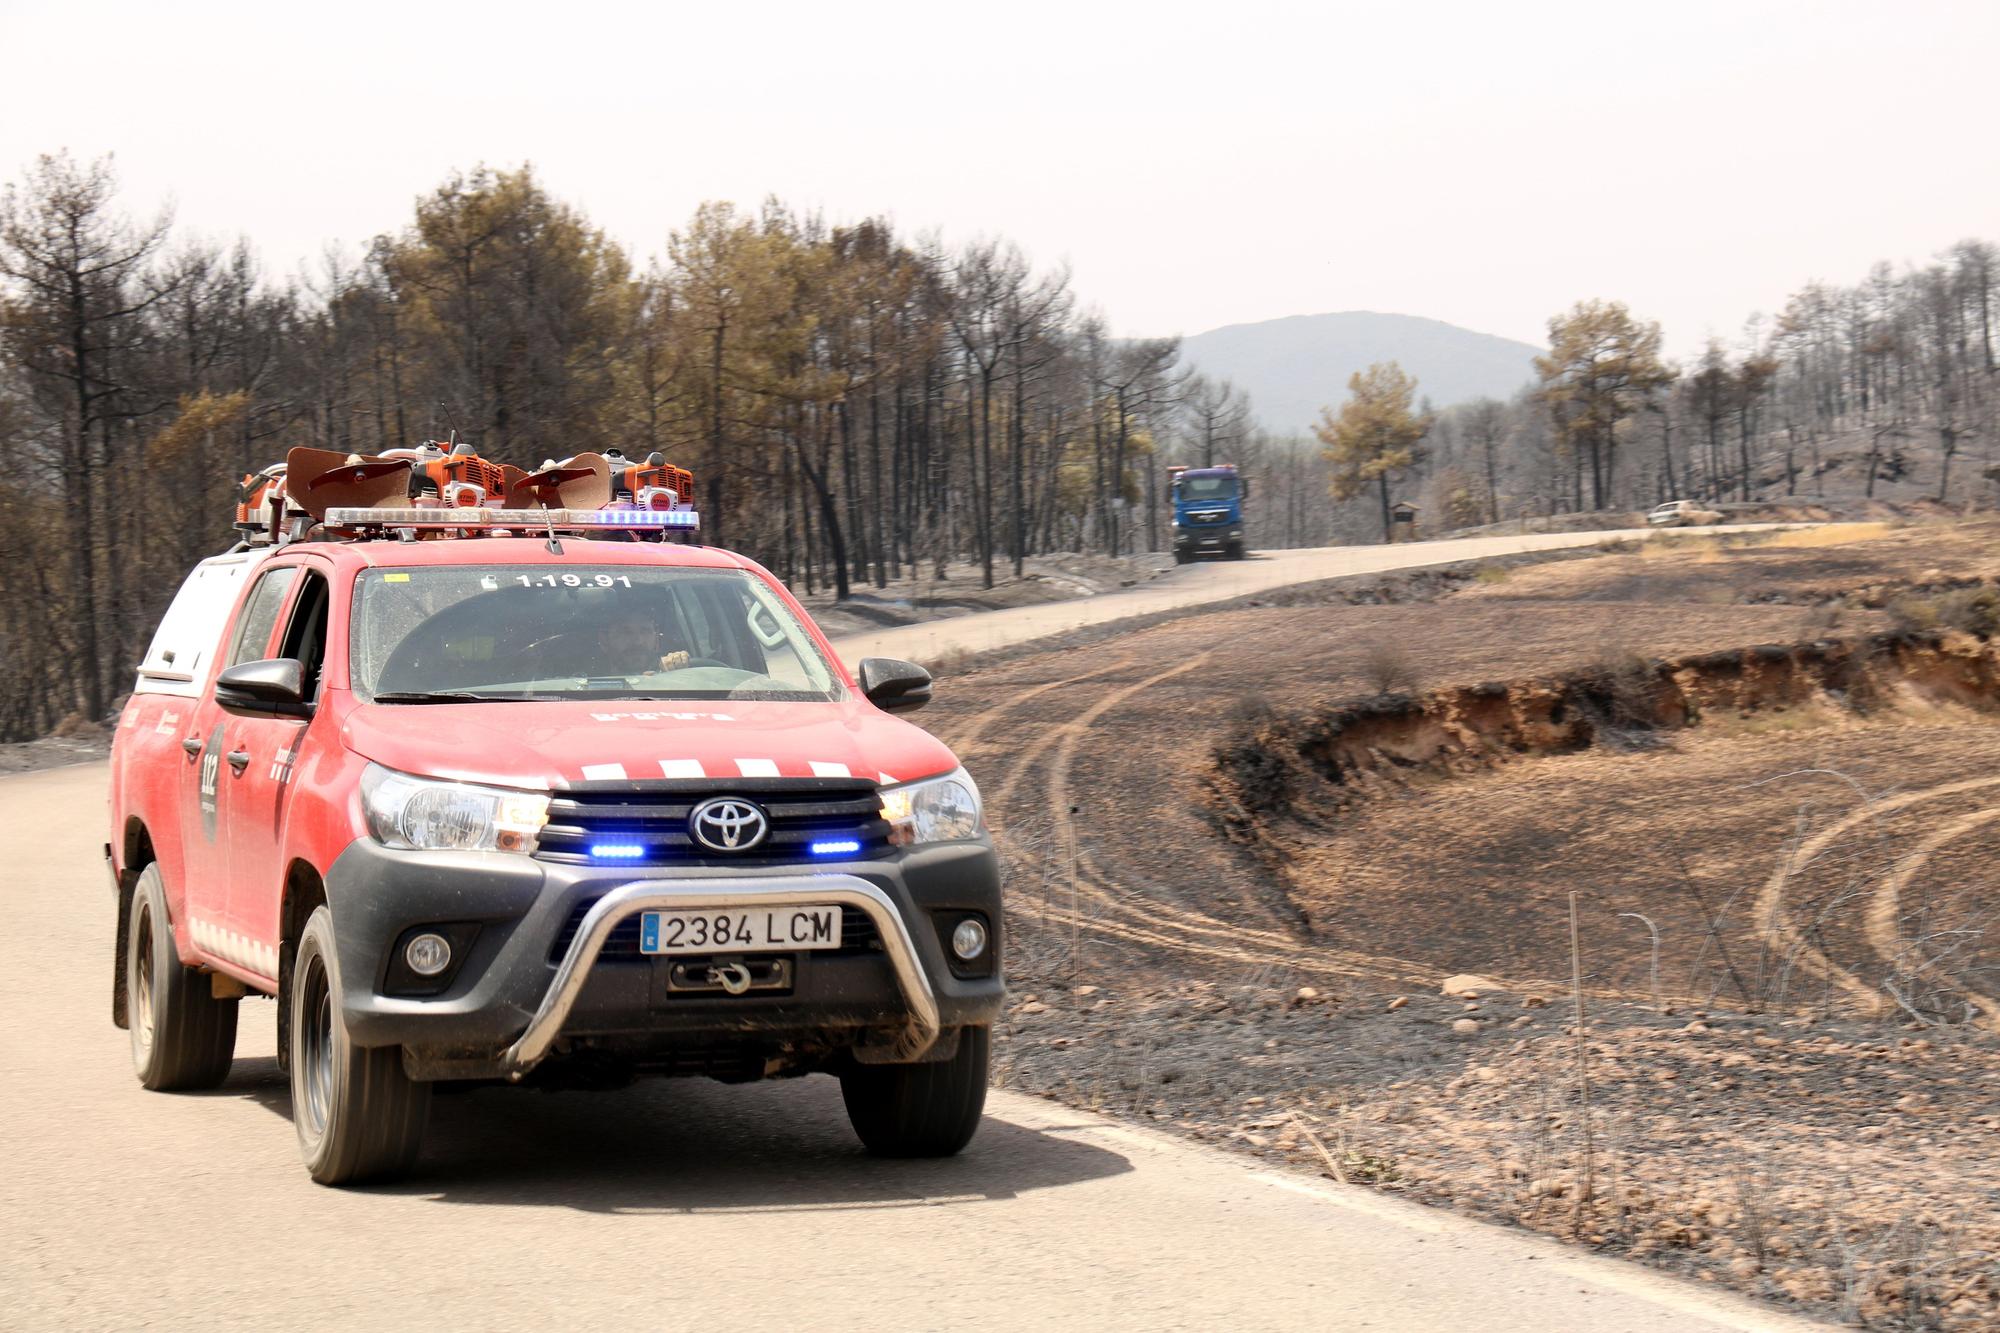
593,618,690,676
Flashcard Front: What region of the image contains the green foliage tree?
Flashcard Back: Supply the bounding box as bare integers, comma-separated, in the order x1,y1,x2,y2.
1535,301,1673,511
1315,361,1429,541
380,165,635,460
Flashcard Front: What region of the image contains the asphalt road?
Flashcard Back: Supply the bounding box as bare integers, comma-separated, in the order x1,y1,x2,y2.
0,527,1833,1331
832,524,1803,665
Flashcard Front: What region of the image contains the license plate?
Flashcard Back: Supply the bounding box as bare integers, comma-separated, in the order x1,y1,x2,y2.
639,907,842,954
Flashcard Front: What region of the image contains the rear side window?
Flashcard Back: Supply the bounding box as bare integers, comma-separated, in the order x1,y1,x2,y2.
136,553,268,696
228,567,299,667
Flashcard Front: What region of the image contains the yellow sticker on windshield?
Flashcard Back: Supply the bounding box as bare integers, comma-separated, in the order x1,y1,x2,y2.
384,573,411,583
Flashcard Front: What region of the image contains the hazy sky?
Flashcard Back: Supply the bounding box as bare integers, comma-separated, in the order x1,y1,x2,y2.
4,0,1995,357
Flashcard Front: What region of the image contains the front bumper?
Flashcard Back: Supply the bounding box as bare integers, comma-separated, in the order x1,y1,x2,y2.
1174,525,1242,553
325,838,1003,1078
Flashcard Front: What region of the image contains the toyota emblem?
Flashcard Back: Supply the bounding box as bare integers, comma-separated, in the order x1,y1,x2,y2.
689,797,769,852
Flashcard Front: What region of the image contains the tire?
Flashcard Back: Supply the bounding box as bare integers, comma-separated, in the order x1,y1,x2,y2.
289,905,430,1185
127,865,237,1091
1173,550,1190,565
840,1025,989,1157
1227,543,1245,560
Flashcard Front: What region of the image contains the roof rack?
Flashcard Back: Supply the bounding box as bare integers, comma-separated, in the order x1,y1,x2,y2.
322,507,699,533
234,444,700,547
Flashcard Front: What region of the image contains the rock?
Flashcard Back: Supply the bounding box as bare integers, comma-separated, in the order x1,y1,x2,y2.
1451,1018,1481,1036
1016,1000,1049,1015
1441,973,1503,998
1074,985,1100,997
1522,994,1549,1009
1387,996,1409,1011
1509,1015,1534,1030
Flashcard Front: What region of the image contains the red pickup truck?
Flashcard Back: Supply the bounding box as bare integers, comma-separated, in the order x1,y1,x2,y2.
109,513,1001,1185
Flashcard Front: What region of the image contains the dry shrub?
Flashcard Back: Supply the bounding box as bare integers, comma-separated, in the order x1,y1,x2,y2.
1472,562,1511,585
1582,647,1664,741
1360,642,1419,695
1887,596,1941,633
49,711,105,740
1801,600,1845,635
1938,585,1999,637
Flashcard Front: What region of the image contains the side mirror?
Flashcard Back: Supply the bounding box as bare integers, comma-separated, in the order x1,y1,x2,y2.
215,658,311,717
858,657,933,714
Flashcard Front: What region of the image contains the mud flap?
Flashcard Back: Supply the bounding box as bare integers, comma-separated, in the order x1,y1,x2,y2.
111,859,134,1030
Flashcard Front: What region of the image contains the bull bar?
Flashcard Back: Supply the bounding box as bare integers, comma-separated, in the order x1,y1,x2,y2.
498,874,942,1078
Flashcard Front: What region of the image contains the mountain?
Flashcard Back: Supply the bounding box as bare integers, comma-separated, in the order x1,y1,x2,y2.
1178,311,1541,436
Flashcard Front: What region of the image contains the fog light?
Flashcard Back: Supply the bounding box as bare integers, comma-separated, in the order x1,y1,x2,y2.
404,932,452,977
950,917,988,961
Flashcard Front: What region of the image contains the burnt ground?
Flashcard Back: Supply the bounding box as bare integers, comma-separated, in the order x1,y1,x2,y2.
800,549,1170,639
924,518,2000,1330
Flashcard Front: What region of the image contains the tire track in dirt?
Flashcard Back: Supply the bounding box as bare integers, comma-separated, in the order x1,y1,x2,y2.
941,654,1137,759
945,653,1339,970
963,651,1354,969
1758,774,2000,1015
1015,653,1289,943
1864,804,2000,1026
1015,650,1447,980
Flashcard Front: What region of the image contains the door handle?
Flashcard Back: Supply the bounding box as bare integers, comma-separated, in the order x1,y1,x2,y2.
181,738,203,758
226,749,251,775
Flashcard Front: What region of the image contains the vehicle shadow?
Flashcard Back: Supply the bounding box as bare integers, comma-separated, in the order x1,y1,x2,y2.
217,1054,1132,1212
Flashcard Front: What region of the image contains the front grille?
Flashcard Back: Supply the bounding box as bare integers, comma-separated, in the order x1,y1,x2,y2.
535,778,891,867
1185,509,1232,525
548,901,884,963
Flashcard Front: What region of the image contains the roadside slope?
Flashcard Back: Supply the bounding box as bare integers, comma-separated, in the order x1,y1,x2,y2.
832,525,1812,666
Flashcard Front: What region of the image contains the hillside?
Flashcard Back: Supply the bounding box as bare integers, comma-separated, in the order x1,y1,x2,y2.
1180,311,1539,435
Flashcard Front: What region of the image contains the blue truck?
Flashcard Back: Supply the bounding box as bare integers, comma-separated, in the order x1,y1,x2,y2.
1167,464,1249,563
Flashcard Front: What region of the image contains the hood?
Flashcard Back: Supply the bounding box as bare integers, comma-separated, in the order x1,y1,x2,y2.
338,696,959,790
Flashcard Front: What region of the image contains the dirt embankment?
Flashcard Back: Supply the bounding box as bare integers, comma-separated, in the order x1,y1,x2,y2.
1204,625,2000,849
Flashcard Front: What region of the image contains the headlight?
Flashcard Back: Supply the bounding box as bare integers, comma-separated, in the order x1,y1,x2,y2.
878,768,983,846
360,762,549,853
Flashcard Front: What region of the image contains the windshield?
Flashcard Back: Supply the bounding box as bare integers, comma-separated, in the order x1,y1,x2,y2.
350,566,843,703
1176,476,1239,501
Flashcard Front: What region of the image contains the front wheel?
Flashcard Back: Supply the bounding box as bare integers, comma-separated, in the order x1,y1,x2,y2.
840,1026,989,1157
289,905,431,1185
127,865,237,1090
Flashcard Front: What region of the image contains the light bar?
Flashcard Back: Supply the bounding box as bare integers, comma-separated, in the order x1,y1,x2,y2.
325,507,700,530
589,843,647,859
809,839,862,857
